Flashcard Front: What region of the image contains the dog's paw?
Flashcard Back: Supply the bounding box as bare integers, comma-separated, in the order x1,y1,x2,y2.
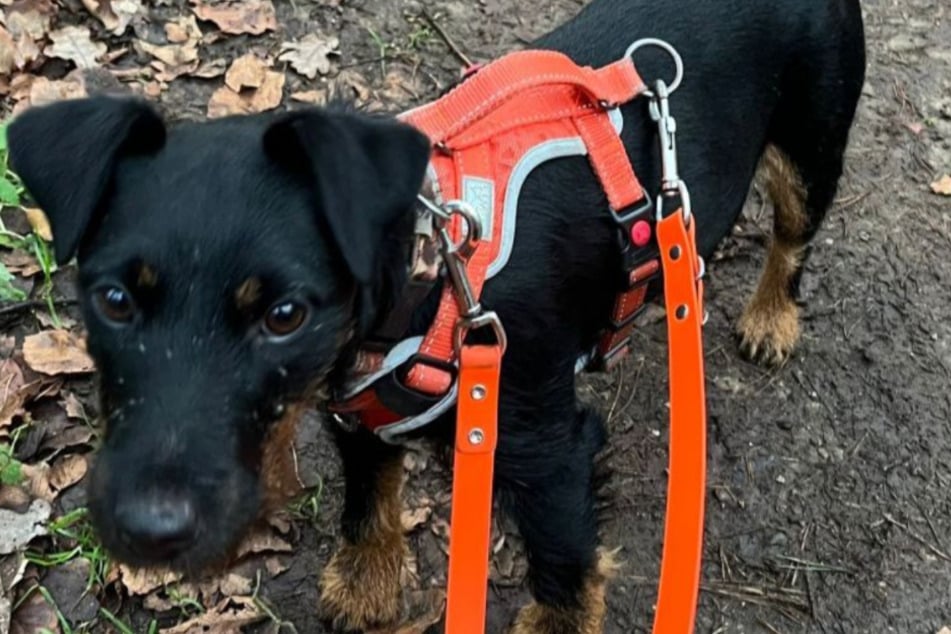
319,540,404,632
736,297,800,367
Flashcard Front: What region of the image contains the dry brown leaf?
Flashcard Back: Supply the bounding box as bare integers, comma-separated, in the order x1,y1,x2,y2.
931,174,951,196
208,55,283,118
1,8,49,70
192,56,226,78
332,69,371,104
165,14,202,44
139,39,198,67
1,250,41,277
223,52,266,90
160,596,262,634
61,392,86,420
19,462,54,502
234,527,292,558
23,207,51,241
22,330,95,376
264,556,287,576
119,564,183,595
0,359,27,429
189,0,276,36
45,25,106,69
13,71,89,113
81,0,142,35
289,89,326,105
401,506,431,532
0,26,15,74
48,454,87,492
278,33,338,80
9,587,58,634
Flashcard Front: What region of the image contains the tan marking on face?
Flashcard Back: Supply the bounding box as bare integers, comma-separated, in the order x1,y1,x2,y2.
234,277,262,311
136,262,158,288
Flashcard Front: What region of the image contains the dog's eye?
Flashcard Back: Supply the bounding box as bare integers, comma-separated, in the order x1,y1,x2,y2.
263,300,308,338
94,286,136,324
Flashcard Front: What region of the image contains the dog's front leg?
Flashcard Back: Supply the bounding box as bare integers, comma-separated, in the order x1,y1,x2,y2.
319,426,406,631
498,404,618,634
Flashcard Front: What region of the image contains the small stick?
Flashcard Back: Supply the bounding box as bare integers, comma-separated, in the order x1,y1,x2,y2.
421,9,473,68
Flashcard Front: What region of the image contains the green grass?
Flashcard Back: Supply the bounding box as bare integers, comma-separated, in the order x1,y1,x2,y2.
0,442,24,485
25,508,110,591
0,119,60,322
287,477,324,527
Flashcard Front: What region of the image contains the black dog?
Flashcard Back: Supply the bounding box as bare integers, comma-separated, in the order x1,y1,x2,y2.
7,0,865,631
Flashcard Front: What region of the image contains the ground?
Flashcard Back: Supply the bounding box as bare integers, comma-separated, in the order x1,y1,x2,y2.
1,0,950,633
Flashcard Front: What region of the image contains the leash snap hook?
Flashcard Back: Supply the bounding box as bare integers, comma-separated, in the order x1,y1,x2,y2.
454,310,508,355
649,79,692,224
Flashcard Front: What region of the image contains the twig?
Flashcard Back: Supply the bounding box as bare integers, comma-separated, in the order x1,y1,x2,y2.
420,9,473,67
883,513,951,562
0,298,77,317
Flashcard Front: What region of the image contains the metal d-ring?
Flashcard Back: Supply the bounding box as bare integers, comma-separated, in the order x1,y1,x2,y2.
625,38,684,97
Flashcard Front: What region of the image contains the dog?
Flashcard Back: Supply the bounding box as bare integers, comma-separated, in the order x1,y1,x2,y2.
7,0,866,631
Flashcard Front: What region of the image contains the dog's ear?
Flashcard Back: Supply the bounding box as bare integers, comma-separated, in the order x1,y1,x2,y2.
7,96,166,265
262,110,431,284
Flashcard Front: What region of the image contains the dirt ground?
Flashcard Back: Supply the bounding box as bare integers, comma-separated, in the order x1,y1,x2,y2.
2,0,951,632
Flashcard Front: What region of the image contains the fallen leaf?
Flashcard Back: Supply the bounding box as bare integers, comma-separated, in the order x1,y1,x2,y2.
160,596,262,633
0,485,31,511
332,69,371,104
201,572,251,598
13,70,89,113
139,39,198,67
48,454,87,492
61,392,86,420
931,175,951,196
289,89,326,105
118,564,183,595
165,15,202,44
223,52,267,91
234,527,292,558
45,25,106,69
189,0,276,36
0,499,50,555
191,56,226,78
9,589,58,634
0,359,27,429
22,330,95,376
23,207,51,241
81,0,142,35
278,33,338,80
20,462,54,501
401,506,431,532
264,556,287,576
0,250,41,277
42,559,100,623
4,7,50,41
208,55,283,118
0,26,15,74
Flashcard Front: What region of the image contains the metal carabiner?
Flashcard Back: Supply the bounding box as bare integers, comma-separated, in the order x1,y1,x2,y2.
454,310,508,355
649,79,692,224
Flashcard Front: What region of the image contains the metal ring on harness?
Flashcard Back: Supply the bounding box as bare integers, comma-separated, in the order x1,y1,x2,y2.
625,38,684,97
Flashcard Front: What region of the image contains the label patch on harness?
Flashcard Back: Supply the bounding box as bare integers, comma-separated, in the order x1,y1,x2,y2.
462,176,495,242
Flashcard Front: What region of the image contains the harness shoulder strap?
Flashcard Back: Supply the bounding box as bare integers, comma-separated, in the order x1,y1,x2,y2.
402,50,646,143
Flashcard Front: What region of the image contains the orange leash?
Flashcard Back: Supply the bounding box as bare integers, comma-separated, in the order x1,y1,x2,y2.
445,344,503,633
652,207,707,633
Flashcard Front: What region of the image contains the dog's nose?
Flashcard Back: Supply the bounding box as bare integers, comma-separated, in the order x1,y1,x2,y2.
115,493,197,559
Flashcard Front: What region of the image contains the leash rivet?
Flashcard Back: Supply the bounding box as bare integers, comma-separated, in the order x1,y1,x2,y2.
471,385,487,400
468,428,485,445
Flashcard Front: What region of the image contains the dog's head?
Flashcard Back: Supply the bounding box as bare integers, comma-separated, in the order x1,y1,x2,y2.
7,96,430,571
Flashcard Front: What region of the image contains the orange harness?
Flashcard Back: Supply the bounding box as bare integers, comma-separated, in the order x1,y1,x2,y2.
331,45,707,634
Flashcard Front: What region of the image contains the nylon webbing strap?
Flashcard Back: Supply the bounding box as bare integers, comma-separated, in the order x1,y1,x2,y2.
403,50,645,143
